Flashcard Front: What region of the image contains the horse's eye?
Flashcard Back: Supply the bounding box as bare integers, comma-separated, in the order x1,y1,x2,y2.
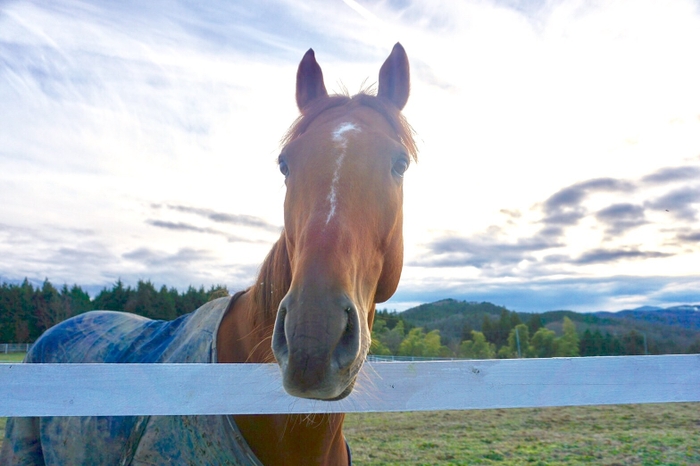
278,156,289,177
392,157,409,177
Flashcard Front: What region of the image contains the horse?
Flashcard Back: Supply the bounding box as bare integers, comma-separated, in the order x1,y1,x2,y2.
0,43,417,466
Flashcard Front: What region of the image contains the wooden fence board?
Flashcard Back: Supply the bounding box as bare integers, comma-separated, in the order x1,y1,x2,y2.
1,355,698,416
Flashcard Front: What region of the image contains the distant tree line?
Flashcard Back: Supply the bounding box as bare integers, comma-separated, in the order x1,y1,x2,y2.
3,279,699,358
0,279,228,343
371,308,700,359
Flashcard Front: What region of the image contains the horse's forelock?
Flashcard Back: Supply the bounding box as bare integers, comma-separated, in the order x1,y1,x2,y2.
281,95,351,148
281,93,418,161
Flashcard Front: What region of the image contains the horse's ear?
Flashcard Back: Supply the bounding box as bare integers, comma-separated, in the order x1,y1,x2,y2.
296,49,328,112
378,43,410,110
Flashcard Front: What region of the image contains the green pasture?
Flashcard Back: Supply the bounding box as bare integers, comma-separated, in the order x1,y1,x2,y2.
1,405,698,463
0,353,25,363
0,354,23,444
345,403,700,465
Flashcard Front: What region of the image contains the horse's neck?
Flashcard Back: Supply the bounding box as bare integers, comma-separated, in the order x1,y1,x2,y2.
217,234,290,364
217,237,349,466
234,413,347,466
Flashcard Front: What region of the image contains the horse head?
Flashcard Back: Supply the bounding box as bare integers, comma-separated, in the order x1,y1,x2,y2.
271,43,416,400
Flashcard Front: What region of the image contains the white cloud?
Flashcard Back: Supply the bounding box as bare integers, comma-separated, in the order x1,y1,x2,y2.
1,0,699,311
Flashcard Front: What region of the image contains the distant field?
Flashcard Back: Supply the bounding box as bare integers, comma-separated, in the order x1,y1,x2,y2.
344,403,700,465
0,354,23,443
0,353,25,363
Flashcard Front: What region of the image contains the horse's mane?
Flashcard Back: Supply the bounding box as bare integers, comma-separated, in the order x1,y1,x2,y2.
249,233,291,322
282,92,418,162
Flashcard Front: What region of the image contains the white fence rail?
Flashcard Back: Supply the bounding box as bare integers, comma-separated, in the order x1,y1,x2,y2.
1,355,698,417
0,343,31,354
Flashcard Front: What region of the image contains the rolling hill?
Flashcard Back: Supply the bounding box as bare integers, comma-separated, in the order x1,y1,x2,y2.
394,299,700,354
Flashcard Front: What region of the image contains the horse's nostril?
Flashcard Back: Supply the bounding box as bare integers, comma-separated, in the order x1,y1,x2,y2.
334,304,361,371
344,307,353,332
271,307,289,364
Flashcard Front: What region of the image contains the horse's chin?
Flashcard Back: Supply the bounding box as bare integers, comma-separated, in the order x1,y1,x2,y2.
285,378,356,401
280,361,362,401
326,380,356,401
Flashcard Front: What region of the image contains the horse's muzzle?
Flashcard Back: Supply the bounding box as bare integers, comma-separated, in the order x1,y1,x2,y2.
272,291,362,400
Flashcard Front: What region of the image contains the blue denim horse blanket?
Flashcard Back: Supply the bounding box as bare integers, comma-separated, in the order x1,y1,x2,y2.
0,296,265,465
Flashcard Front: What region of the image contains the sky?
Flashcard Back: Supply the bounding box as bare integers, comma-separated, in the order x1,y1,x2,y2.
1,0,699,313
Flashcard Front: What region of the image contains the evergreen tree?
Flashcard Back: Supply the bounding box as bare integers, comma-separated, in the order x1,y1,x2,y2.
93,279,131,312
17,279,37,341
0,283,19,342
460,322,474,342
62,284,92,315
580,329,605,356
155,285,177,321
687,338,700,354
34,279,63,334
621,330,646,355
482,315,495,344
590,329,604,355
176,286,208,315
527,313,543,334
601,332,623,356
580,329,595,356
125,280,157,318
495,309,513,348
509,312,523,330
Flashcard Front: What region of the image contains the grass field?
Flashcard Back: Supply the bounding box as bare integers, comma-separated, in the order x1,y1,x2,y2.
0,353,25,363
0,354,24,445
344,404,700,465
0,352,697,464
0,353,23,444
1,404,697,463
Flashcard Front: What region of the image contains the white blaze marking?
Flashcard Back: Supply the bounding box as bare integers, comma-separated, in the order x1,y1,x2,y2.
325,122,360,225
